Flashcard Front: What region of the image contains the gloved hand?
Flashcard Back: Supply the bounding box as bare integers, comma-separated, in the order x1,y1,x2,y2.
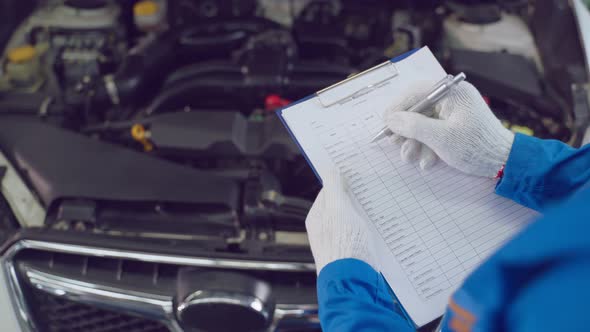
386,95,439,170
384,81,515,178
305,172,375,275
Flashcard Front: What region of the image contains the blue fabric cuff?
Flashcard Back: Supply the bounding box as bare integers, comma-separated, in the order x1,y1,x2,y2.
316,259,415,331
496,134,540,209
317,258,379,289
317,258,399,314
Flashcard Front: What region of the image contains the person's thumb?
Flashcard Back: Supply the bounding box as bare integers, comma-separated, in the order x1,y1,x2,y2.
384,111,443,146
321,170,365,216
321,171,348,201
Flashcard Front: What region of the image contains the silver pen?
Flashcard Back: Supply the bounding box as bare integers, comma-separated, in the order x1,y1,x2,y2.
370,72,466,143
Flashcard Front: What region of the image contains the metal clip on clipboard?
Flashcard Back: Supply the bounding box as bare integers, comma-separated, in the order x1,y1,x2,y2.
316,61,399,107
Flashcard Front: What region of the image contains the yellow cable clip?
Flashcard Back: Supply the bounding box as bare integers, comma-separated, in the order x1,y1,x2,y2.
7,45,36,64
134,0,159,16
131,124,154,152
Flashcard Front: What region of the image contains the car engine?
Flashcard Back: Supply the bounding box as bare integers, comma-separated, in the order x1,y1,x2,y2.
0,0,587,331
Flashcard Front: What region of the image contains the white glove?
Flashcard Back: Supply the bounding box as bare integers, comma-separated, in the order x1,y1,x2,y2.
385,81,515,178
387,95,439,170
305,172,375,275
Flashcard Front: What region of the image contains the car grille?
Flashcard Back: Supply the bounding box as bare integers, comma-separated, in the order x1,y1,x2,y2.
4,240,319,332
29,288,170,332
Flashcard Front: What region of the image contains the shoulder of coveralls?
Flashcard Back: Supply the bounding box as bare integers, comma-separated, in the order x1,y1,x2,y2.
445,186,590,331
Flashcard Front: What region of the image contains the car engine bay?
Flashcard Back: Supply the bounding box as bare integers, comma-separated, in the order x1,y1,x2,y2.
0,0,588,331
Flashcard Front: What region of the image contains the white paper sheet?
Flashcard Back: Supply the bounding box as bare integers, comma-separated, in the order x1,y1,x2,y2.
281,47,536,326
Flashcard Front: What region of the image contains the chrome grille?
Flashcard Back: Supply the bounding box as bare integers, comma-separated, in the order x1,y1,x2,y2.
28,288,170,332
3,240,319,332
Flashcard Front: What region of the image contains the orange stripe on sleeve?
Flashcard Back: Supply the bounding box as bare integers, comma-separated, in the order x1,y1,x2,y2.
448,299,476,323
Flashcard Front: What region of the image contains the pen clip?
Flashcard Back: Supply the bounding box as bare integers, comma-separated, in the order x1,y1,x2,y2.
316,61,399,108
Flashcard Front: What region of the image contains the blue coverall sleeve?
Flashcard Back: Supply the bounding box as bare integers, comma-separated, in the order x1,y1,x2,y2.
495,133,590,211
317,259,415,332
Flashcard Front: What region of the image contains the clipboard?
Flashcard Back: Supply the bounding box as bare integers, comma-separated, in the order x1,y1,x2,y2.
276,48,420,183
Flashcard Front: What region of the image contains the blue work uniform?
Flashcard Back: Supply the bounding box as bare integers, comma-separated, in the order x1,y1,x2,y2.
317,134,590,331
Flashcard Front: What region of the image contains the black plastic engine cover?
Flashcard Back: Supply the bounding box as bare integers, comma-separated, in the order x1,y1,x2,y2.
147,111,300,159
448,49,560,117
0,117,239,211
